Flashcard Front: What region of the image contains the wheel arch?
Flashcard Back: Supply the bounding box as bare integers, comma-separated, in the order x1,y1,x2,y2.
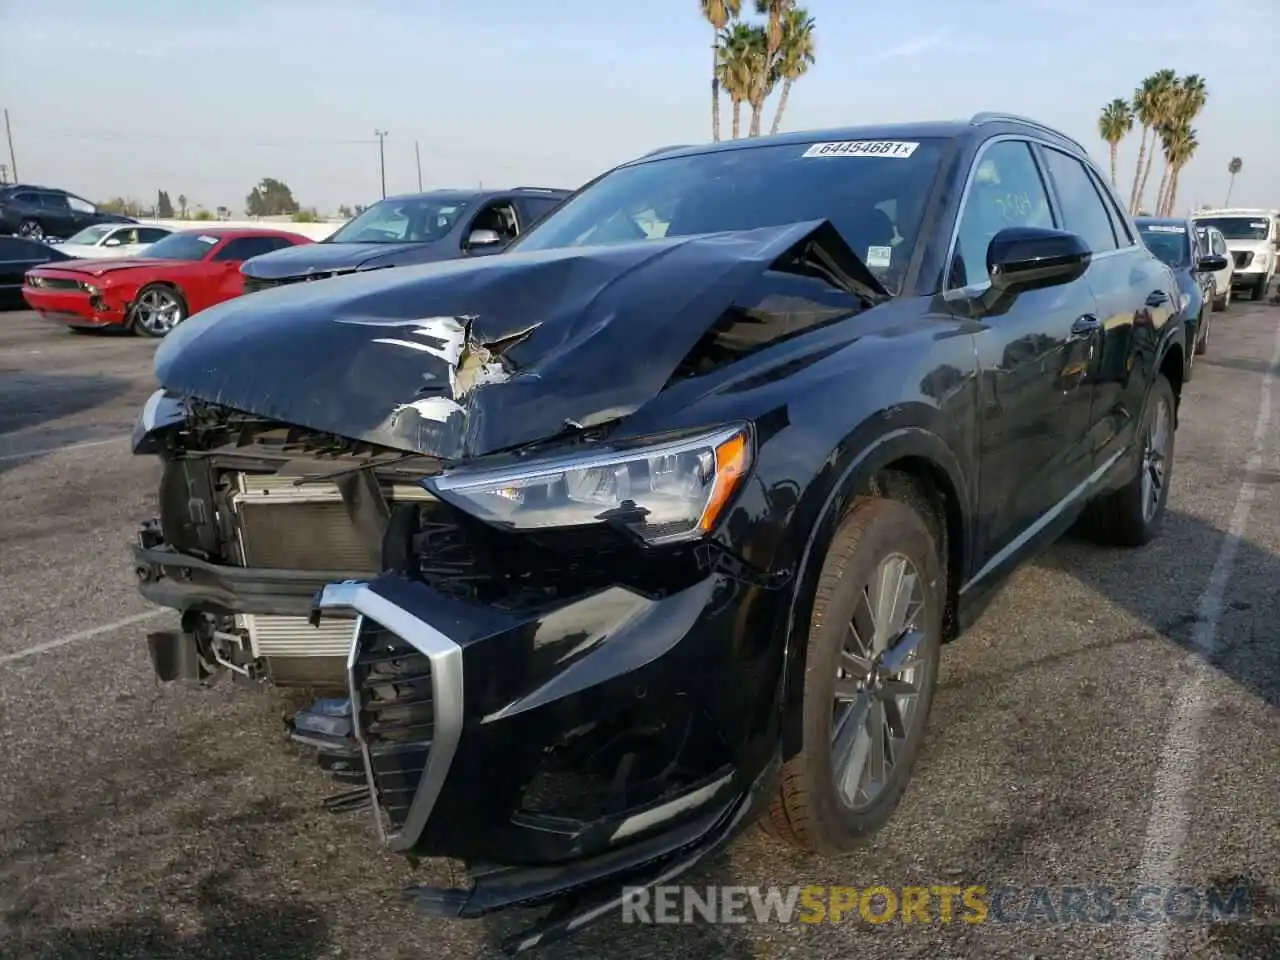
776,426,969,761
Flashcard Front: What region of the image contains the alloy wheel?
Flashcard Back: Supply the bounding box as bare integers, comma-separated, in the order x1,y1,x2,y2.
132,288,184,336
18,220,44,241
1140,394,1171,523
830,553,927,810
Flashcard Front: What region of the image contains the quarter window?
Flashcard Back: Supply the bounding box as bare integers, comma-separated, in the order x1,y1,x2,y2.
1040,148,1118,253
950,140,1055,289
212,236,296,261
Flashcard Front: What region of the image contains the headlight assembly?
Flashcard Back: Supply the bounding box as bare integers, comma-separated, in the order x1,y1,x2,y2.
427,424,752,544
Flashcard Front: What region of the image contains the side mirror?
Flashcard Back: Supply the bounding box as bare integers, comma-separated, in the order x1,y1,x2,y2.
103,237,122,247
987,227,1091,294
1196,254,1228,273
466,228,504,250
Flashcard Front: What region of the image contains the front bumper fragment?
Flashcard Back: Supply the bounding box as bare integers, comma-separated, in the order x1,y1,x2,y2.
312,566,788,943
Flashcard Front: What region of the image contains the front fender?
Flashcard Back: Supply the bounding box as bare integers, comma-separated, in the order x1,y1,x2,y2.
774,422,969,760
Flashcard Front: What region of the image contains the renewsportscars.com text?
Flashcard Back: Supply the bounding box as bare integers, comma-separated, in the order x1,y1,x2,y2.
620,884,1256,925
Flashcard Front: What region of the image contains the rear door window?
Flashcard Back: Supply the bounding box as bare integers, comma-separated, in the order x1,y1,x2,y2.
1039,147,1118,253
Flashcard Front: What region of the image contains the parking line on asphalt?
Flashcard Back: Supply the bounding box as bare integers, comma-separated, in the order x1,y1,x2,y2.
1127,316,1280,960
0,436,126,463
0,610,167,667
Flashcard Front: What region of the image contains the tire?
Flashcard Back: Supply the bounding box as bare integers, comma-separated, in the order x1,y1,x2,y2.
17,219,44,241
763,496,943,853
128,284,188,338
1079,373,1176,547
1213,284,1230,312
1253,276,1269,301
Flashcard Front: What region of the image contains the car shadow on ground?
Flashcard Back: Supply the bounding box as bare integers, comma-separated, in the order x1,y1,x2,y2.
0,371,131,439
0,715,333,960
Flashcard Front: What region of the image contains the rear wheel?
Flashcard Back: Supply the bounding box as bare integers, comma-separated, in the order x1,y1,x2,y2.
1195,311,1209,355
763,496,943,853
17,219,44,241
1213,283,1230,312
129,284,187,338
1080,373,1175,547
1253,276,1269,301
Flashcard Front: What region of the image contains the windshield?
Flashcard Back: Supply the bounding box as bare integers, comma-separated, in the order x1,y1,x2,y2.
1193,216,1271,241
509,139,946,294
327,197,470,243
66,225,114,245
143,232,219,261
1137,223,1190,269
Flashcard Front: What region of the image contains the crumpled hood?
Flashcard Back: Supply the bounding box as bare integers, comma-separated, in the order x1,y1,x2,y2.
154,220,873,461
240,240,441,279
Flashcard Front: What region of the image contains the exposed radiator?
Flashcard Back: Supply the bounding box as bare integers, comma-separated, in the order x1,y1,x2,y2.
227,472,433,658
241,612,357,659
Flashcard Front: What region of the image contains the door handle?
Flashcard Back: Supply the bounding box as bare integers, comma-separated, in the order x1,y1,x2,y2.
1146,291,1169,307
1070,313,1101,336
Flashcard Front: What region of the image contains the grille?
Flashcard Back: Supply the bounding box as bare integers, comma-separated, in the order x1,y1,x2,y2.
1233,251,1253,269
29,277,84,291
352,619,434,832
242,275,300,295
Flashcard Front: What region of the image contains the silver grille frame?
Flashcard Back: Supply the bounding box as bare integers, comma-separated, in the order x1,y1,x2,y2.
317,580,465,852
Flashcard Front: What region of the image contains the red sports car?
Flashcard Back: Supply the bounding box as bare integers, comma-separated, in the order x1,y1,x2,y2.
21,227,313,337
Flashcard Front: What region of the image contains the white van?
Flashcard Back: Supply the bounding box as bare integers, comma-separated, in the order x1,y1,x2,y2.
1190,208,1278,301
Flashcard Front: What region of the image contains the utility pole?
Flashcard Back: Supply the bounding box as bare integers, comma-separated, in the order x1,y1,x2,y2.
0,164,8,185
4,109,17,182
374,129,388,199
414,140,423,192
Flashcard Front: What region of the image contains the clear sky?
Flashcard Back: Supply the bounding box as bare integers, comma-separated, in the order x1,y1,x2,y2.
0,0,1275,216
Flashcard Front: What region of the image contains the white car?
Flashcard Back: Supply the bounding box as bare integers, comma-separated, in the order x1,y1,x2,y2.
1194,224,1235,311
1191,208,1278,302
53,223,173,259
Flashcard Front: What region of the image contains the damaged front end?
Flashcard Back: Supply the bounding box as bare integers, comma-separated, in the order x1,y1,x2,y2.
130,219,884,947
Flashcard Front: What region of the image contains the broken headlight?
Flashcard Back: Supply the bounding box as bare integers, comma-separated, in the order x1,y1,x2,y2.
427,424,752,544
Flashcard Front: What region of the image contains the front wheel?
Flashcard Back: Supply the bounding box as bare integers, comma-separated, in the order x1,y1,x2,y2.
1080,373,1176,547
129,284,188,337
1253,276,1270,301
763,496,943,853
17,219,44,241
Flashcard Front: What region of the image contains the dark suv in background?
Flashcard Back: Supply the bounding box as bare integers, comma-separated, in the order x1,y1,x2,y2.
0,184,136,241
239,186,570,293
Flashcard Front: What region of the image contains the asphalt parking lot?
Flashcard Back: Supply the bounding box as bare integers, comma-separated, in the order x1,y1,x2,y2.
0,304,1277,960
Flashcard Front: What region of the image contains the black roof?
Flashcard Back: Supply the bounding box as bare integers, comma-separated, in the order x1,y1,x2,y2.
378,186,571,204
621,113,1088,168
1,183,67,193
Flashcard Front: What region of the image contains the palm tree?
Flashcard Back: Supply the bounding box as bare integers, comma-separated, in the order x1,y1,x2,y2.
1225,157,1243,205
718,23,761,139
768,7,815,135
1098,99,1133,189
177,194,188,218
1132,69,1178,213
700,0,742,143
755,0,794,75
742,27,774,135
1160,125,1198,216
1157,74,1208,216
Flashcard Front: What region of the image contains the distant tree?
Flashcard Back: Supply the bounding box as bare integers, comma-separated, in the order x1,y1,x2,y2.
100,197,144,217
291,207,321,223
1225,157,1243,206
156,190,175,218
337,204,355,219
192,208,215,221
175,194,188,218
215,205,230,220
245,177,300,217
354,204,367,215
1098,98,1134,189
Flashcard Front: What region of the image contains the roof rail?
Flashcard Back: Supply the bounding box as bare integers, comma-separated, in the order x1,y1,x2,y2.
969,112,1088,153
511,186,568,194
638,144,691,159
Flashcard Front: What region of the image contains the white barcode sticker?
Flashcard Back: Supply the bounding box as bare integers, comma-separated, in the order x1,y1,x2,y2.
801,140,919,159
866,245,893,268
